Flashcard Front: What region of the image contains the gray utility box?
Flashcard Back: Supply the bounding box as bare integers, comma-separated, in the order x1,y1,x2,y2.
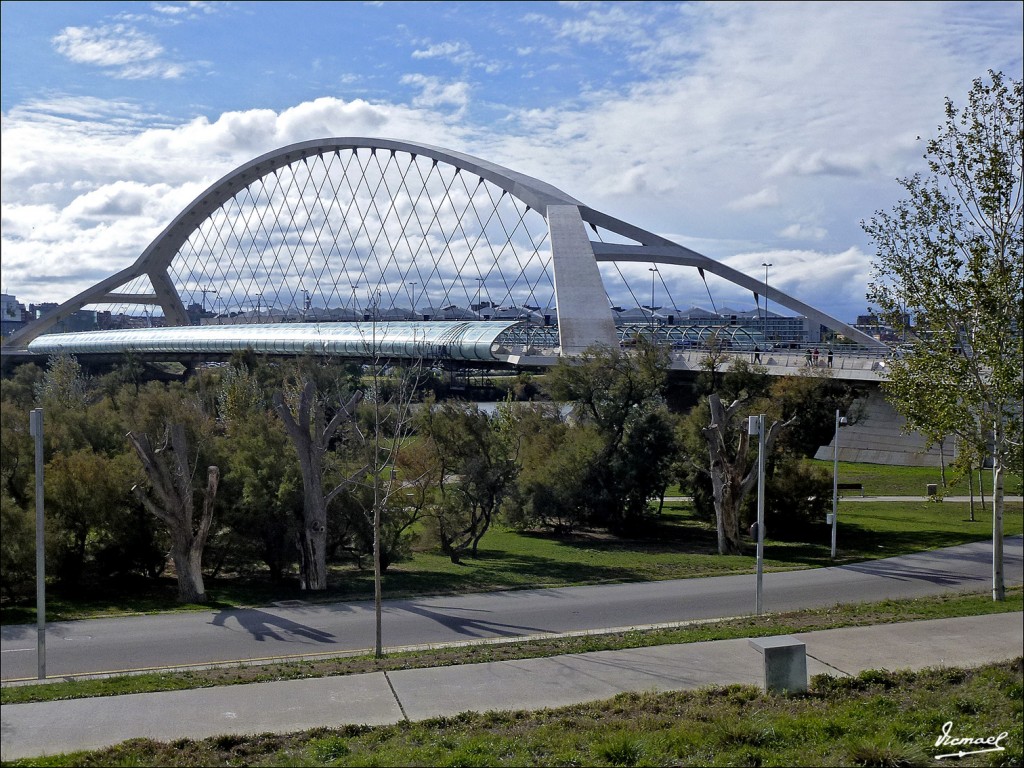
748,635,808,694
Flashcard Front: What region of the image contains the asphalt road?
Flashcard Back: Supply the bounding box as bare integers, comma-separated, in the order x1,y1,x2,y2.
2,536,1021,682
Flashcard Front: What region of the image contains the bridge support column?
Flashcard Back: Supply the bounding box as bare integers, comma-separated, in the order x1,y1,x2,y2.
547,205,618,356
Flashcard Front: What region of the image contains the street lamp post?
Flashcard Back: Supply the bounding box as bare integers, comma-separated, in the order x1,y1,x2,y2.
408,282,417,315
30,408,46,679
761,262,772,344
749,413,766,614
830,410,849,559
649,266,658,326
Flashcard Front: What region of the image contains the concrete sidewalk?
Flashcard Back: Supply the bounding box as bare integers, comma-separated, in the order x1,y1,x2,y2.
2,612,1020,761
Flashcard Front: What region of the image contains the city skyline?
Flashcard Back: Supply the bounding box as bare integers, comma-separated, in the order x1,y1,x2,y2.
2,1,1021,322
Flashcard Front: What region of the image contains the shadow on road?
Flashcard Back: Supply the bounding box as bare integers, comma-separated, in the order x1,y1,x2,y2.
209,608,336,643
398,602,550,639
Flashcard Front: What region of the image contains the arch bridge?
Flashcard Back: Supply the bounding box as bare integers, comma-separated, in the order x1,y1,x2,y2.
10,138,887,379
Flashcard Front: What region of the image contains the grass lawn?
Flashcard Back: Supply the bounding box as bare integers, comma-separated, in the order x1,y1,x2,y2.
808,459,1023,497
6,656,1022,767
3,496,1020,624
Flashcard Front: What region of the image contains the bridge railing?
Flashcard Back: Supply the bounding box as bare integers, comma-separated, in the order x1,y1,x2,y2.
666,347,891,375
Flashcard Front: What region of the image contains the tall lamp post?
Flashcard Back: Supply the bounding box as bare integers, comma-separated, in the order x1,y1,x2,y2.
648,266,659,326
30,408,46,679
761,262,772,344
749,413,766,614
408,282,417,316
830,410,849,559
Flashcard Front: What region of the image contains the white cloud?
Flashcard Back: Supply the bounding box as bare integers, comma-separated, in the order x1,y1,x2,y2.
412,41,471,62
2,1,1019,324
728,188,780,212
52,24,186,79
400,74,471,112
778,223,828,242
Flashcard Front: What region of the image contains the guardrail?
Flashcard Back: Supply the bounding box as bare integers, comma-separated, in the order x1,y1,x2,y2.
666,349,890,378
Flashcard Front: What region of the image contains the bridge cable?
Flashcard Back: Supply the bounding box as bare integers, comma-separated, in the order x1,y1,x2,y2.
698,268,719,315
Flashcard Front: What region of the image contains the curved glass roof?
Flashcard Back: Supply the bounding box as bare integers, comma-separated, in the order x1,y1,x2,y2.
27,321,522,362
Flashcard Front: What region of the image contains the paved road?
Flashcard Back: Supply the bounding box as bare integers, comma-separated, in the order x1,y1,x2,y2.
4,613,1022,761
2,536,1021,682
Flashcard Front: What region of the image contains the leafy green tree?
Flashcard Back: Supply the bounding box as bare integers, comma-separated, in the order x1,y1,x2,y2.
0,396,33,507
863,71,1022,600
0,488,35,598
44,449,138,585
769,369,860,459
214,361,301,583
503,404,603,534
546,341,677,533
417,402,518,563
1,363,44,410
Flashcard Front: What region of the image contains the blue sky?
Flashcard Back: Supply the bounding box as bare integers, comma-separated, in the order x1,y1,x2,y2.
1,0,1021,322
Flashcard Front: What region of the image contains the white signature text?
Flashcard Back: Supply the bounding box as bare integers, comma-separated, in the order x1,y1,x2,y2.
934,721,1008,759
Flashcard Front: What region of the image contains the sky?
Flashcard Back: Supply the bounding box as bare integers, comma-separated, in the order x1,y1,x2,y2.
1,0,1021,323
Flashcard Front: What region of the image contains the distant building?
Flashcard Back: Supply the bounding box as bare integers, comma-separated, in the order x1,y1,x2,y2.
26,302,97,334
1,293,27,337
855,313,909,342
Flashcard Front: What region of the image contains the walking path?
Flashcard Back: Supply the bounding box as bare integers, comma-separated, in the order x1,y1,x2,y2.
2,612,1021,761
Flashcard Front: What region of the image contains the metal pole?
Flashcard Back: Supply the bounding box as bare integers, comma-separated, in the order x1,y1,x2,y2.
761,262,772,342
831,410,840,559
755,414,766,614
30,408,46,679
648,267,658,326
993,417,1004,601
831,412,848,559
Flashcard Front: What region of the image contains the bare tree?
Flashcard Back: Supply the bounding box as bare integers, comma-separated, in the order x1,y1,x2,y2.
272,381,364,591
363,360,425,657
127,425,219,603
701,393,794,555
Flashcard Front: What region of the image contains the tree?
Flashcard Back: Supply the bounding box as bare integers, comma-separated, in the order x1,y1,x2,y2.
546,341,676,533
503,403,603,534
44,449,137,585
678,361,844,554
216,365,300,582
700,392,795,555
0,488,35,598
126,424,219,603
272,378,364,591
417,401,518,563
124,384,221,603
863,71,1023,600
0,396,33,508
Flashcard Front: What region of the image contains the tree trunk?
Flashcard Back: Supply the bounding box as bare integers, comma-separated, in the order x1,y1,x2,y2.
297,492,328,591
169,529,206,603
127,430,218,603
938,438,947,487
967,461,975,522
273,384,362,592
703,394,751,555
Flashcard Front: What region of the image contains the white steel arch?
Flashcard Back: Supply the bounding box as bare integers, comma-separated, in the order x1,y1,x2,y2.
9,137,885,352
